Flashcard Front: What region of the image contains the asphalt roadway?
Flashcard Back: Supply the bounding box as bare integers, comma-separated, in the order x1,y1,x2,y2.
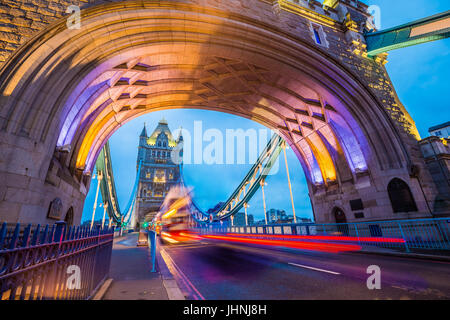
160,238,450,300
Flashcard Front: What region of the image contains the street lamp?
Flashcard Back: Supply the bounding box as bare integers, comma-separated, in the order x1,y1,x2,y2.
282,141,297,223
101,203,108,228
90,171,103,230
260,179,268,225
244,203,249,226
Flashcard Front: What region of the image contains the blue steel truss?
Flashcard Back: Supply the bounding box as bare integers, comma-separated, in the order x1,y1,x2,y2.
365,11,450,56
95,141,142,226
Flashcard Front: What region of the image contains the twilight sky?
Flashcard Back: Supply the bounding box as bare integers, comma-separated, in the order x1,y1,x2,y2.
81,0,449,223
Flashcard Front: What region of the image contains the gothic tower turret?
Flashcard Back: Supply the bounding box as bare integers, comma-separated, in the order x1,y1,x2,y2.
133,119,182,227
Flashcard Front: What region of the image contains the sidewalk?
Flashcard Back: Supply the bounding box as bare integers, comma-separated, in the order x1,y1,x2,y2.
350,244,450,262
101,232,169,300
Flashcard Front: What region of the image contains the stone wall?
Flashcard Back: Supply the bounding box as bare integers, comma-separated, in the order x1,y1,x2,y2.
0,0,443,224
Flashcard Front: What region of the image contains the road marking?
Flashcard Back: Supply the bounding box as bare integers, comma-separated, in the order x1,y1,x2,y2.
288,262,341,275
160,247,205,300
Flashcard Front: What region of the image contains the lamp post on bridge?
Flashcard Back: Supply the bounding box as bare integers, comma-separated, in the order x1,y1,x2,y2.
282,141,297,223
244,203,249,226
101,202,108,228
260,179,268,225
90,171,103,230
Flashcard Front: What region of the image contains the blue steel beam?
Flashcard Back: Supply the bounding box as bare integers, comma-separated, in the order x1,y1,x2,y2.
95,141,142,225
185,134,284,223
215,134,284,221
365,11,450,57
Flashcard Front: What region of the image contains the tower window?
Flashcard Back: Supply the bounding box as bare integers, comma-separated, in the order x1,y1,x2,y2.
163,141,167,147
313,28,321,44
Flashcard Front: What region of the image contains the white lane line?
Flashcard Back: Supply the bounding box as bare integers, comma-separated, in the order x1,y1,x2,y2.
288,262,341,275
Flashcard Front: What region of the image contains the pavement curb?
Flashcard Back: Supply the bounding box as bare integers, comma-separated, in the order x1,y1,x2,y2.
155,242,186,300
90,278,113,300
350,249,450,262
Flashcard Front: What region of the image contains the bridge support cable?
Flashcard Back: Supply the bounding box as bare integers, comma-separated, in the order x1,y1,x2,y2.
179,133,285,224
95,141,142,226
214,133,284,221
185,134,284,223
282,141,297,223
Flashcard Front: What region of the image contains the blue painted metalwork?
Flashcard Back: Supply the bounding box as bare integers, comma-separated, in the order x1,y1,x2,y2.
0,221,114,300
212,134,283,221
200,217,450,252
365,11,450,56
182,134,284,224
148,230,156,273
95,141,142,226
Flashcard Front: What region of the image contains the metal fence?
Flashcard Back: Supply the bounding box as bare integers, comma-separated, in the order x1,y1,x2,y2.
200,217,450,252
0,221,114,300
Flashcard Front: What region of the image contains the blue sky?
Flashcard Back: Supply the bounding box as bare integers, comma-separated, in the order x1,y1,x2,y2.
81,0,449,224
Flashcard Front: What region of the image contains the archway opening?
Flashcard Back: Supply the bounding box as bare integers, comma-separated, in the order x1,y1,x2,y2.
81,109,314,226
387,178,418,213
0,2,415,224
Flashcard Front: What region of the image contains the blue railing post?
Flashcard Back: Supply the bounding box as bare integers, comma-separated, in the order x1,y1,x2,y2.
398,222,410,252
148,230,156,273
54,221,66,243
0,222,7,248
354,223,361,246
9,223,20,249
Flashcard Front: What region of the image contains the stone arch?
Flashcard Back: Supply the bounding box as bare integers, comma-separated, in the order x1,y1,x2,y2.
387,178,418,213
332,207,347,224
332,206,349,235
64,207,74,226
0,0,434,224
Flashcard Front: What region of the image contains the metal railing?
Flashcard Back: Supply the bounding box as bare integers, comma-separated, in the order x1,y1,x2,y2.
0,221,114,300
200,218,450,252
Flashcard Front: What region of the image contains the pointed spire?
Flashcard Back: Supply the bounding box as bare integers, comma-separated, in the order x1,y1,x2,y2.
140,122,147,137
159,117,168,125
177,126,184,141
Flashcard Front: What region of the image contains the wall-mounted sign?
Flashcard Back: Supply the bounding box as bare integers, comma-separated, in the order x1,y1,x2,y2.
47,198,63,220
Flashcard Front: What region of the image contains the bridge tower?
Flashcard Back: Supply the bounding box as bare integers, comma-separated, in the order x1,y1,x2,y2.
0,0,448,225
133,120,183,227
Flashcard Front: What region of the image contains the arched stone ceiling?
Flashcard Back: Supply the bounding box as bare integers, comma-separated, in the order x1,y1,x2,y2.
0,1,409,189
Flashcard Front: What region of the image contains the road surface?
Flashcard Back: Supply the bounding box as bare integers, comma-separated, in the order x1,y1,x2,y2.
160,239,450,300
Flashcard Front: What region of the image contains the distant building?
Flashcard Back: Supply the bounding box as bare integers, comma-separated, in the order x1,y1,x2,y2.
266,208,291,223
429,122,450,139
133,120,183,227
419,136,450,215
233,212,246,226
207,202,225,215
